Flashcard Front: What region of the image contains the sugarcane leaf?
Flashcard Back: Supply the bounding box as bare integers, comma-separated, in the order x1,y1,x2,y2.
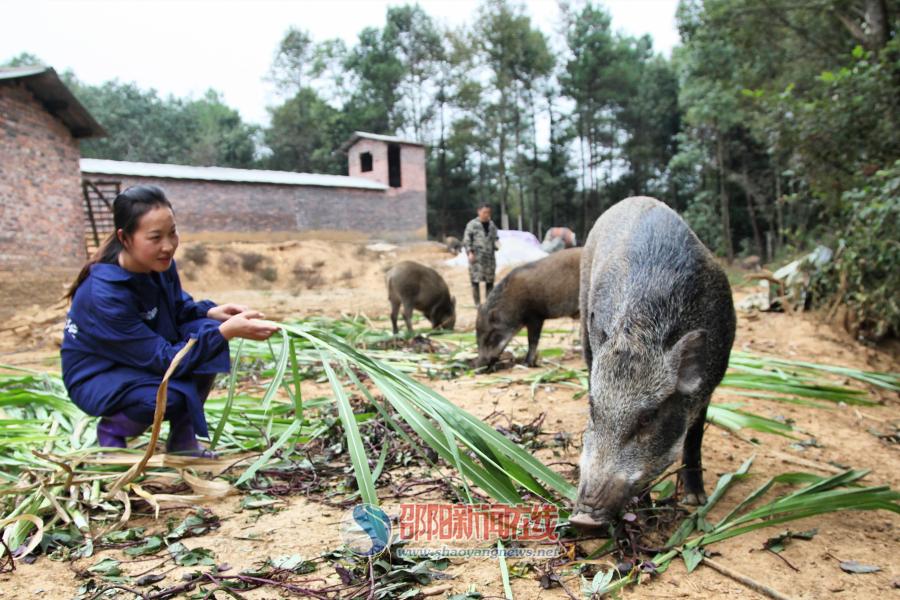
321,355,377,506
234,420,302,486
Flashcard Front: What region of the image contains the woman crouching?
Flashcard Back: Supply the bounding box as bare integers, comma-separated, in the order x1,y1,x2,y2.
61,185,278,456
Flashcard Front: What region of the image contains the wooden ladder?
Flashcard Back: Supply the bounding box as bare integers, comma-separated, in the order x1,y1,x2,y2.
81,179,120,256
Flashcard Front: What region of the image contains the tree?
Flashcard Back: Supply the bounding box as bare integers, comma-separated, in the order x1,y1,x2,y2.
185,90,258,168
267,27,315,96
383,5,445,140
1,52,45,67
475,0,553,230
66,77,199,164
343,26,407,134
264,87,344,174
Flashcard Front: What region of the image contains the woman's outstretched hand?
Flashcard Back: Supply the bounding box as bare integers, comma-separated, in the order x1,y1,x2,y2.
207,303,250,322
218,311,279,341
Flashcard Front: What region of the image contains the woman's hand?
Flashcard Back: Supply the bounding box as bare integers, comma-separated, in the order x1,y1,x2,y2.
467,251,476,264
207,303,250,322
218,311,279,341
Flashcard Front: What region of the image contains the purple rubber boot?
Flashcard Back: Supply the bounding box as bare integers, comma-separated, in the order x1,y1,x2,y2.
97,413,150,448
166,413,217,458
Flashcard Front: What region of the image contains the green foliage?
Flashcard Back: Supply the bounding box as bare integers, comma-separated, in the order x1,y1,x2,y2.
264,87,345,174
670,0,899,332
1,52,45,67
62,77,258,168
812,160,900,340
682,190,723,253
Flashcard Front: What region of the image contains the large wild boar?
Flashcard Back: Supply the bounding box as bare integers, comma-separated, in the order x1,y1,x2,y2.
386,261,456,335
476,248,581,368
572,196,735,528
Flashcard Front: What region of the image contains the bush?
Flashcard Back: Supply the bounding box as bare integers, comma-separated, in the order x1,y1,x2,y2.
259,266,278,282
239,252,266,272
812,160,900,341
219,253,240,273
181,244,209,266
292,260,325,289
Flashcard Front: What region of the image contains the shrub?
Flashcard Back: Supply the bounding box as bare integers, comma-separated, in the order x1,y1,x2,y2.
219,253,240,273
240,252,266,272
812,160,900,341
292,260,325,289
181,244,209,266
259,266,278,282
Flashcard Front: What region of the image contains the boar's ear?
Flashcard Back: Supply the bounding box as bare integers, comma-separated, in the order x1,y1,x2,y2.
669,330,707,396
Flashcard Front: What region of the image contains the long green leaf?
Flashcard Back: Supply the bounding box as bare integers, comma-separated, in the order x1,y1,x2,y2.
234,420,302,486
320,354,377,506
210,338,244,449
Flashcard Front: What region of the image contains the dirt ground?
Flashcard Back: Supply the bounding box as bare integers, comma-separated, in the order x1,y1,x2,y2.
1,239,898,599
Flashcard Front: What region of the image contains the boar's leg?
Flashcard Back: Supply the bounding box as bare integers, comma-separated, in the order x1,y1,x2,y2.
524,319,545,367
390,299,401,335
402,301,416,336
471,283,481,306
679,404,708,505
581,319,593,376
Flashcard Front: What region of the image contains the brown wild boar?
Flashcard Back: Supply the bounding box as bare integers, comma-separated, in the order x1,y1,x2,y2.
475,248,581,368
386,261,456,335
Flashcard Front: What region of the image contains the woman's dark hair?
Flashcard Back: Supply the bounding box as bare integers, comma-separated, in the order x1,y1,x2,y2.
66,185,172,300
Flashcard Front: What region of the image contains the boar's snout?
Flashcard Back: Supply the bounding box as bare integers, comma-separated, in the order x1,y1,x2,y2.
438,313,456,331
570,471,633,529
474,352,498,370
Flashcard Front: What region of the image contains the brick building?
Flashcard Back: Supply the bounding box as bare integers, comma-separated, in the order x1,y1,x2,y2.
81,132,427,244
0,66,105,314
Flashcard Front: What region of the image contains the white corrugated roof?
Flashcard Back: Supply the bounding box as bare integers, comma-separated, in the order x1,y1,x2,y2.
80,158,388,190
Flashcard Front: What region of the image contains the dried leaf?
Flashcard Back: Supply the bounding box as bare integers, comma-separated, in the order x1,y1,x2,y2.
839,560,881,574
135,573,166,586
180,471,235,498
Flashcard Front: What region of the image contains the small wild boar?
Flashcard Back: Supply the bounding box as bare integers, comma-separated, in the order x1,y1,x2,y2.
445,236,462,254
572,196,735,528
386,261,456,335
476,248,581,368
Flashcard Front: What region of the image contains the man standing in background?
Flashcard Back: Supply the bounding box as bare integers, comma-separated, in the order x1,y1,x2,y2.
463,203,499,307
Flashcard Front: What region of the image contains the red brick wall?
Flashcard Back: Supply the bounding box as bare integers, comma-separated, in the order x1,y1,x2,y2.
0,82,85,269
347,140,427,197
79,175,427,241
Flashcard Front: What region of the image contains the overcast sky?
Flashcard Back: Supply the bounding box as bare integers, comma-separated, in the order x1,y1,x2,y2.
1,0,681,126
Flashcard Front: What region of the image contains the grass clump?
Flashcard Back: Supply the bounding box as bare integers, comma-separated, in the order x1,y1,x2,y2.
219,252,240,273
181,244,209,267
240,252,266,272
